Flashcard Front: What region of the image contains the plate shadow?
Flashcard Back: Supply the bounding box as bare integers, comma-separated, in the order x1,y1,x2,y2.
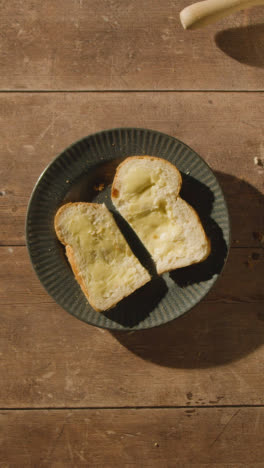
111,172,264,368
104,277,168,328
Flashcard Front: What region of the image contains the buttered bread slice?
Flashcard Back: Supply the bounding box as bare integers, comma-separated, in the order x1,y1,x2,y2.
55,202,151,311
111,156,211,275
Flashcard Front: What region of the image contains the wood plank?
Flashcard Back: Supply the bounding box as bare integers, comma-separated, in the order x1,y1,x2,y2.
0,93,263,246
1,1,264,90
1,408,264,467
1,253,264,408
3,302,264,408
1,247,264,306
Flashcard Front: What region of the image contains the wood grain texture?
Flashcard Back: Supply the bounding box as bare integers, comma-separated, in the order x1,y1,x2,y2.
0,244,264,407
0,92,263,246
1,0,264,464
1,408,264,467
1,1,264,90
1,301,264,408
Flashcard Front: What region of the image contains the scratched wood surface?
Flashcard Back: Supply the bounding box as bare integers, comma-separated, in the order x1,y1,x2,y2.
1,0,264,466
1,408,264,467
0,93,263,246
1,299,264,407
1,246,264,408
1,1,264,90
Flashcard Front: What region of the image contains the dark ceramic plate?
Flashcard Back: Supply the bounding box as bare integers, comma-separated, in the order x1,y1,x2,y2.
26,128,230,330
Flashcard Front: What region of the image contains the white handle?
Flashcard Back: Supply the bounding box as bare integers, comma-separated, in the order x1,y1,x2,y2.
180,0,264,30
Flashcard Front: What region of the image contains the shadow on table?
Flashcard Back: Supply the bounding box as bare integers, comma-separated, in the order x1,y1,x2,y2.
111,172,264,368
215,23,264,68
105,172,228,327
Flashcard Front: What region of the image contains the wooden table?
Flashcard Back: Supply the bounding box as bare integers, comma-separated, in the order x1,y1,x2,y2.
1,1,264,466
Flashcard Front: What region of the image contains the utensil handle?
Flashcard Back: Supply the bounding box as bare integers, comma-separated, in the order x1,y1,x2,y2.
180,0,264,29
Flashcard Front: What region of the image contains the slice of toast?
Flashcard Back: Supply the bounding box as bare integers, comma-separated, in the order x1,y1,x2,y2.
55,202,151,311
111,156,211,275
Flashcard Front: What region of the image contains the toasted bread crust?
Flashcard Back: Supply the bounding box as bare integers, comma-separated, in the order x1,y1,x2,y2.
55,203,105,311
112,156,211,274
157,214,211,275
157,198,211,274
54,202,150,312
54,202,102,245
111,155,182,200
64,244,100,312
65,242,150,312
